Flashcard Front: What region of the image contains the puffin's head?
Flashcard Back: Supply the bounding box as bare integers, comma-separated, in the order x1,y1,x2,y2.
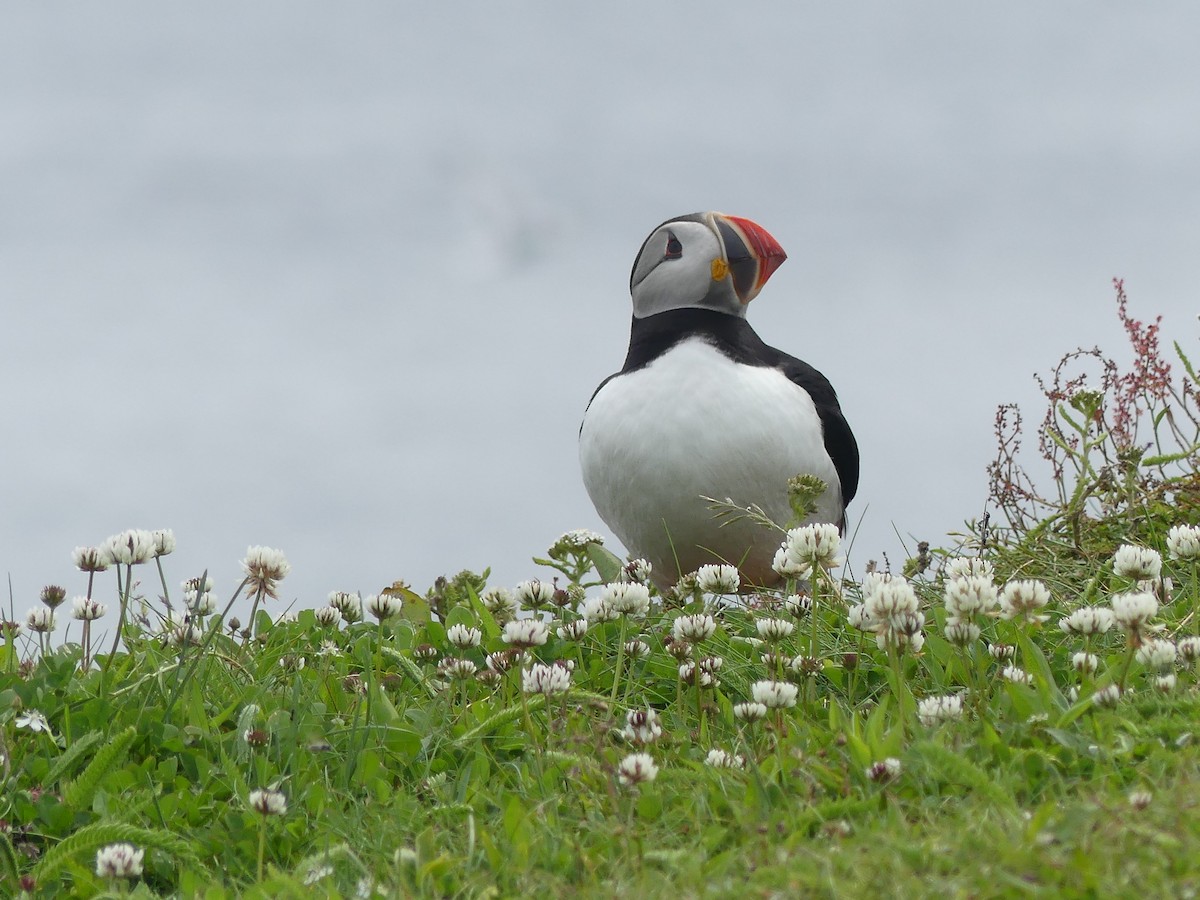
629,212,787,319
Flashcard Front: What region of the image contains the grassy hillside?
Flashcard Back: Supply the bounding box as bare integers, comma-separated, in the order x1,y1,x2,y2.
3,284,1199,898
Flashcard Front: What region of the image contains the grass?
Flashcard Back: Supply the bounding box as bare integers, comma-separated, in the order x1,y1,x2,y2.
3,283,1200,898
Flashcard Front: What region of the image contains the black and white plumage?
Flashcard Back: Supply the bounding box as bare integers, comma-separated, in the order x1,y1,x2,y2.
579,212,859,587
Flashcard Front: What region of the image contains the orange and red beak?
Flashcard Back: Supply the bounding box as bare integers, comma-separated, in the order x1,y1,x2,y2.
713,213,787,303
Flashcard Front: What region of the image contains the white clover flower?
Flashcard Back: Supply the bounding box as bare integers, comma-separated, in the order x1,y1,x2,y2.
440,658,478,680
943,576,998,621
1178,636,1200,661
502,618,549,648
917,694,964,728
104,529,157,566
783,593,812,617
755,617,795,642
514,579,556,608
772,523,843,577
846,604,874,632
1000,665,1033,685
705,748,745,769
872,609,926,653
95,842,144,879
248,788,288,816
695,564,740,595
1110,591,1158,633
624,639,650,659
622,708,662,745
750,679,799,709
678,660,718,688
787,654,821,677
1128,789,1154,810
446,624,482,649
72,546,110,573
164,621,203,647
998,579,1051,623
313,605,341,628
580,594,619,623
1135,638,1177,671
1092,684,1122,707
616,752,659,786
15,710,51,733
480,587,518,620
557,620,589,641
619,558,653,584
943,556,996,582
25,607,56,633
1113,544,1163,580
71,596,108,621
672,613,716,644
943,620,981,647
988,642,1016,661
1059,606,1114,636
151,528,176,557
328,591,363,624
1167,525,1200,561
733,701,769,722
1071,652,1100,674
864,578,919,621
601,582,651,618
364,593,403,622
1155,673,1177,693
241,546,291,599
865,758,902,782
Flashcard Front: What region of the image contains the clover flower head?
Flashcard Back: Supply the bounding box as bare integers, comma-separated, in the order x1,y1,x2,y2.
1072,651,1100,674
1128,789,1154,810
617,752,659,786
1092,683,1122,707
1110,591,1158,632
25,607,56,633
514,579,556,609
580,594,618,623
502,618,549,649
750,679,799,709
1178,636,1200,662
998,579,1051,623
313,605,341,628
248,788,287,816
755,617,795,642
1059,606,1114,636
1166,524,1200,561
446,624,482,649
95,842,144,879
1155,673,1177,693
866,758,902,783
557,620,589,641
1113,544,1163,580
705,748,745,769
864,578,919,621
622,708,663,745
733,701,769,722
151,529,176,557
917,694,964,727
440,658,479,680
695,564,740,595
943,575,998,620
872,608,926,653
624,639,650,658
364,593,403,622
241,546,291,599
772,523,842,577
71,597,108,621
988,642,1016,661
104,529,158,566
328,591,363,624
943,556,996,582
480,587,518,621
783,593,812,617
846,604,874,632
72,546,110,573
619,558,654,584
601,581,651,618
672,613,716,644
1000,665,1033,685
1135,637,1177,671
943,620,981,646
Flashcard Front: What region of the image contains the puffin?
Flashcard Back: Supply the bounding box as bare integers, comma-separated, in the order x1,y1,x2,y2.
579,212,859,588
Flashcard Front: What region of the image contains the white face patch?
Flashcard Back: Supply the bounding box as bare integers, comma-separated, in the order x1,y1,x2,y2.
629,221,739,319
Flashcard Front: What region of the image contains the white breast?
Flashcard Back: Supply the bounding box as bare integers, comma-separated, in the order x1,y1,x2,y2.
579,337,841,585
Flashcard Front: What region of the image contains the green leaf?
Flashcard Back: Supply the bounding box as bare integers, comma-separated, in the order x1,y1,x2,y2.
586,542,625,583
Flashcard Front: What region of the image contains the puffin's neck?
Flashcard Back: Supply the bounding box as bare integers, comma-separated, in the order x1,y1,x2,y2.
621,308,762,375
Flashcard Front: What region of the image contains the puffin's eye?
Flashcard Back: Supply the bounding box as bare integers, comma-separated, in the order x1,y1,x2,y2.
664,232,682,260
